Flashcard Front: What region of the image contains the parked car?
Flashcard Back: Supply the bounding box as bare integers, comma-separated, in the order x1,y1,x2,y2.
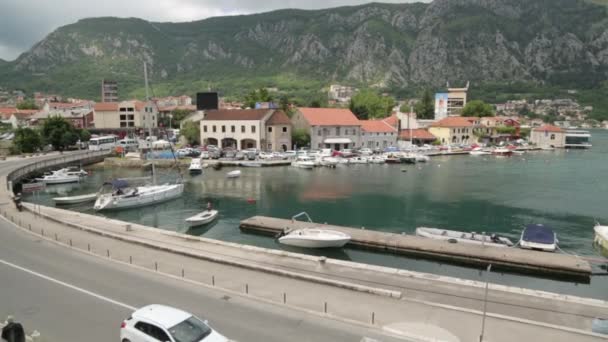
209,150,221,159
223,149,236,159
235,151,245,160
200,151,210,159
258,151,274,160
120,304,228,342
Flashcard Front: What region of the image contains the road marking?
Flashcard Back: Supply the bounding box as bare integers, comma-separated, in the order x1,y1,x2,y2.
0,258,137,311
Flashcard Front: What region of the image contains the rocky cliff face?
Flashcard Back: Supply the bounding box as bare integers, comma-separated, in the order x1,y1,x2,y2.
1,0,607,96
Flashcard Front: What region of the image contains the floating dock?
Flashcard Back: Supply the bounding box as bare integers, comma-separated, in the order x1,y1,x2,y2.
240,216,592,280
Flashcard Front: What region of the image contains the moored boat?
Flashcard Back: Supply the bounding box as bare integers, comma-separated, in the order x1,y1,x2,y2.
36,168,86,184
278,228,351,248
185,209,219,226
469,147,491,156
188,158,203,174
415,227,514,247
53,193,98,205
594,224,608,252
492,147,513,156
226,170,242,178
94,180,184,211
292,156,316,169
519,224,558,252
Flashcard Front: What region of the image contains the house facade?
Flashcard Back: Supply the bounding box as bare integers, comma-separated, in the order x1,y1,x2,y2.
359,120,397,149
200,109,291,151
93,100,158,131
530,125,565,148
429,117,479,145
291,108,361,150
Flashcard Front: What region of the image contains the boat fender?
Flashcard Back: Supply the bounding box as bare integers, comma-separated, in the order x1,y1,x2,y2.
447,238,458,244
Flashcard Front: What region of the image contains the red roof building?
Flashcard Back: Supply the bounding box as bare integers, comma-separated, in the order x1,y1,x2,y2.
291,107,362,150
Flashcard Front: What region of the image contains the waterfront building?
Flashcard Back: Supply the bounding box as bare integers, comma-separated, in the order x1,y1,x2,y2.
359,119,398,149
398,129,437,147
428,116,485,145
291,108,361,150
564,129,592,148
200,109,291,151
529,125,566,148
101,79,118,102
93,100,158,132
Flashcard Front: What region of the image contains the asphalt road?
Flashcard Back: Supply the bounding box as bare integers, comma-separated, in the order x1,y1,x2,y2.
0,212,408,342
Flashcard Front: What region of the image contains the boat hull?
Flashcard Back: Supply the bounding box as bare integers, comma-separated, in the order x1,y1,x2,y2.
53,193,98,205
185,210,218,226
37,176,82,184
94,184,184,211
278,236,350,248
415,227,513,248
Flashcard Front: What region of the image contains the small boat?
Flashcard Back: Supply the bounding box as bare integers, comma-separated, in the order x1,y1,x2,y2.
469,147,491,156
36,168,85,184
94,181,184,211
594,224,608,252
416,227,514,247
512,150,525,155
519,224,558,252
384,154,401,164
400,153,417,164
279,228,351,248
292,156,315,169
241,162,262,167
185,210,219,226
188,158,203,174
492,147,513,156
226,170,242,178
541,146,555,151
370,156,385,164
53,193,98,205
350,156,368,164
415,154,430,162
319,157,338,168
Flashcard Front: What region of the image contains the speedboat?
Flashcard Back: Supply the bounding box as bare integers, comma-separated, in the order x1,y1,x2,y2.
319,157,338,168
350,156,368,164
415,154,430,162
400,153,417,164
278,228,351,248
185,210,219,226
226,170,242,178
94,179,184,211
492,147,513,156
292,156,315,169
416,227,514,247
469,147,491,156
594,224,608,252
53,193,98,205
384,153,401,164
36,168,86,184
188,158,203,174
519,224,558,252
370,156,385,164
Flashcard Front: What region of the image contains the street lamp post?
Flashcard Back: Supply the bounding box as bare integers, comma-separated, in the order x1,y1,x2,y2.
479,264,492,342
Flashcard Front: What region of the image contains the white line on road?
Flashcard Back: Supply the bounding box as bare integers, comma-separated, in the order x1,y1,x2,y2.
0,258,137,311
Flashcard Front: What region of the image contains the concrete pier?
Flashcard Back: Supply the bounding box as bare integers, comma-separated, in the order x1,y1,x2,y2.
240,216,592,279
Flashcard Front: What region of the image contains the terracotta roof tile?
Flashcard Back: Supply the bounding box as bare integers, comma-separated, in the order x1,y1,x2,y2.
298,107,360,126
360,119,397,133
533,124,564,133
430,116,475,128
203,109,271,121
382,113,399,127
266,110,291,125
399,129,437,141
94,102,119,111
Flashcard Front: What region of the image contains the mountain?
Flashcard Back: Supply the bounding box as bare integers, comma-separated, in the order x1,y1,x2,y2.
0,0,607,101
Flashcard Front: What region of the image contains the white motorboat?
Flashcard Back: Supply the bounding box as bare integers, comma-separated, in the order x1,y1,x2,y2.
512,150,525,155
279,228,351,248
415,154,430,162
336,157,350,164
319,156,338,168
492,147,513,156
185,209,219,226
540,146,555,151
53,193,98,205
469,147,491,156
226,170,242,178
292,156,315,169
415,227,514,247
350,156,368,164
519,224,558,252
188,158,203,174
593,224,608,252
36,168,86,184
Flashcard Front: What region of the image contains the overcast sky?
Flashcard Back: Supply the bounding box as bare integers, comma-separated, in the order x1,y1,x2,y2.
0,0,425,61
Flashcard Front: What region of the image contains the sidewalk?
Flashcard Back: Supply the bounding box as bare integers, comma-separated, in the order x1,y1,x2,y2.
0,203,603,341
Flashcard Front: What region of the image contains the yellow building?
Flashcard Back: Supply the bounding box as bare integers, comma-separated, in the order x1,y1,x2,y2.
429,116,489,145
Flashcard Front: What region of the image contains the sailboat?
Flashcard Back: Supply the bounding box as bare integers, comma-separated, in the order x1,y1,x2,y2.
93,62,184,211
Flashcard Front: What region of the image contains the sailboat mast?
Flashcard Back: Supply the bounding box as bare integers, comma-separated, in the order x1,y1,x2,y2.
409,105,413,146
143,62,152,138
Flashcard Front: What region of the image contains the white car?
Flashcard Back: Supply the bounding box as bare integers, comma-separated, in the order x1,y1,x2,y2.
258,151,274,160
359,148,373,156
120,304,228,342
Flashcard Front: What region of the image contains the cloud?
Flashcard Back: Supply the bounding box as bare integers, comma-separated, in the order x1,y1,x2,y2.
0,0,424,61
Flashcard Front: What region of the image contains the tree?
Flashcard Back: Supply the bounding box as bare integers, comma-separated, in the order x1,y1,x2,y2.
181,120,200,145
349,90,395,120
41,116,77,151
462,100,494,117
79,129,91,142
243,88,274,108
292,128,310,148
414,89,434,119
16,99,38,110
13,127,42,153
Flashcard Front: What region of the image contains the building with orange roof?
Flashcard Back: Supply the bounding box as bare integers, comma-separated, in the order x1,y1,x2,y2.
359,119,397,149
291,107,361,150
428,116,493,145
530,125,565,148
93,100,158,133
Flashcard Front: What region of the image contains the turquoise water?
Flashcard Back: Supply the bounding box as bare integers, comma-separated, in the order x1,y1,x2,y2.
24,130,608,300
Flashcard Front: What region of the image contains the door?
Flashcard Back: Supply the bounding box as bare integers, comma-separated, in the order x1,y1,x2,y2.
133,321,173,342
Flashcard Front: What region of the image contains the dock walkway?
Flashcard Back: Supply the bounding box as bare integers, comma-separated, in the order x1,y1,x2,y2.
240,216,592,279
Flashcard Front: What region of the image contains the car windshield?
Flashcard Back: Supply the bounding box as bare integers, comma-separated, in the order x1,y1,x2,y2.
169,316,212,342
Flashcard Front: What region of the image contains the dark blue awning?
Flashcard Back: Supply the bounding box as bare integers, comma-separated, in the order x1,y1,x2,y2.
522,224,555,244
103,179,130,189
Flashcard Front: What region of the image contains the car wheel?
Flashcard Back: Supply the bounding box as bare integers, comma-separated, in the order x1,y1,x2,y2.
122,339,131,342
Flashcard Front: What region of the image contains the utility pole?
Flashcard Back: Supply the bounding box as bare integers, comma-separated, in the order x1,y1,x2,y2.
479,264,492,342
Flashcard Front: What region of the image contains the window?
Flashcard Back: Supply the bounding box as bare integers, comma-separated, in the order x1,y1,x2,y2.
336,127,341,136
120,114,126,120
231,125,235,133
222,125,226,133
212,125,217,133
119,107,126,112
152,116,155,121
318,143,322,148
203,125,208,133
550,134,555,140
251,125,256,133
384,133,387,136
128,108,134,112
128,122,135,127
128,115,134,120
120,122,127,127
282,127,287,133
268,127,273,133
268,143,272,150
134,322,170,341
241,125,245,133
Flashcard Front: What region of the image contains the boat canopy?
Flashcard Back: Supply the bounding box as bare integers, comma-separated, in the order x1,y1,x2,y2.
522,224,555,244
103,179,130,189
